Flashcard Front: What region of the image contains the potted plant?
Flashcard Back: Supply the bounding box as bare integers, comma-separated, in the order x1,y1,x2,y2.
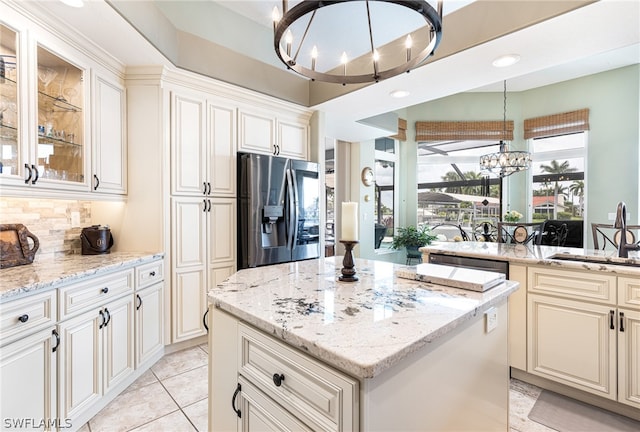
391,225,438,258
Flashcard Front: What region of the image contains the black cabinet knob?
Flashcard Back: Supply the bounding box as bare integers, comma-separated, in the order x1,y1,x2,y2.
150,271,156,277
101,287,109,294
272,373,285,387
18,314,29,323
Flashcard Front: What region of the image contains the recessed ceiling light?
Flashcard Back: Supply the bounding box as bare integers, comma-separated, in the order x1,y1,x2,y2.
390,90,410,98
60,0,84,7
492,54,521,68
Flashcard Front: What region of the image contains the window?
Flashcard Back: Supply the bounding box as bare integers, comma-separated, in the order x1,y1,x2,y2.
529,133,586,222
416,140,502,233
374,138,398,250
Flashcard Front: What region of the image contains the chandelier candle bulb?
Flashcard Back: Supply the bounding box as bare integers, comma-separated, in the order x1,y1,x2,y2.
311,45,318,71
285,30,293,56
406,35,412,61
342,202,358,241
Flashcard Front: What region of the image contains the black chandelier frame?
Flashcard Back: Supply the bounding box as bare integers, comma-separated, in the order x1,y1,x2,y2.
273,0,443,84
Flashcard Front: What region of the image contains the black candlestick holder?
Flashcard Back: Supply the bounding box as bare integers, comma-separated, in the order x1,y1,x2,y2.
339,240,359,282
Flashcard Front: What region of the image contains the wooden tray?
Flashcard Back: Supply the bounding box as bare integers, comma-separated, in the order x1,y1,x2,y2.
0,223,40,269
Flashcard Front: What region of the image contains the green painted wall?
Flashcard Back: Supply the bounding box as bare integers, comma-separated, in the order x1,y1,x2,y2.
400,64,639,249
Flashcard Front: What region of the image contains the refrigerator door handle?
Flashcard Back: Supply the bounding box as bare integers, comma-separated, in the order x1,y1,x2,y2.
290,168,300,249
286,168,296,251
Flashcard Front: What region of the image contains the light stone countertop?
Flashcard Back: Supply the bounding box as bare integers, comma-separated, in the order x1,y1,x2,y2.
422,242,640,275
208,256,519,379
0,251,164,302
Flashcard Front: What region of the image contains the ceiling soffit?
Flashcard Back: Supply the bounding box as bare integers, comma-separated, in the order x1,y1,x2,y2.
109,0,594,108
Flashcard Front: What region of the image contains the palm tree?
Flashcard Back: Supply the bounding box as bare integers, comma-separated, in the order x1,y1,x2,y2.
461,171,482,195
441,171,463,193
539,160,577,219
569,180,585,217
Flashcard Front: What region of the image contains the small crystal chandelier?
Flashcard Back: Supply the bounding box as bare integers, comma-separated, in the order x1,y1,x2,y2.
480,80,531,178
272,0,443,85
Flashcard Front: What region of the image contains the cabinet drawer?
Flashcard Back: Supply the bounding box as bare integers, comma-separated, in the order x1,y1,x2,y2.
0,290,57,346
238,323,358,432
618,277,640,309
59,269,134,320
136,259,164,289
528,266,616,304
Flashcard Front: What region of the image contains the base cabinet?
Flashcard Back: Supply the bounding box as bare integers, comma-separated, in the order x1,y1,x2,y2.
211,301,510,432
0,327,58,431
135,282,164,368
528,293,616,399
527,266,640,409
57,294,134,425
618,308,640,408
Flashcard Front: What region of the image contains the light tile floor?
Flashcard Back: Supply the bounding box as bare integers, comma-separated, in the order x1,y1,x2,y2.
81,345,553,432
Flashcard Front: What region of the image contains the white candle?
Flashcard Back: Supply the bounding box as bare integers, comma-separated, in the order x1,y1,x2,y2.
342,202,358,241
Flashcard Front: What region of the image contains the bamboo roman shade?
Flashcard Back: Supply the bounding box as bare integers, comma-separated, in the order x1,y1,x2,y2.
415,120,514,142
390,118,407,141
524,108,590,139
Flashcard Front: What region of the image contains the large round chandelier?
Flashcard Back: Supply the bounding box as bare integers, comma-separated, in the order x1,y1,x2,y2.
480,80,532,178
272,1,443,85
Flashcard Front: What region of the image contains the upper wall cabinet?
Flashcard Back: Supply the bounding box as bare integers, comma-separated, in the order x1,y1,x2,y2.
0,24,19,179
237,105,309,160
92,73,126,194
35,44,87,188
0,5,126,197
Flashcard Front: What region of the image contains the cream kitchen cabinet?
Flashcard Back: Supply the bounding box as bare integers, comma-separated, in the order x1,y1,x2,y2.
210,309,358,432
0,3,126,197
134,260,165,369
171,196,236,342
528,266,640,408
0,290,58,431
92,72,126,195
57,293,134,426
617,277,640,409
170,89,236,197
57,269,135,427
238,106,309,160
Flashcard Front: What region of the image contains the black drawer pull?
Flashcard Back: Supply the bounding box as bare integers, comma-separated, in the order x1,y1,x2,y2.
609,310,615,330
136,294,142,311
104,308,111,327
101,287,109,294
18,314,29,323
150,271,156,277
24,163,32,184
272,373,285,387
94,174,100,190
52,329,60,353
232,383,242,418
99,310,106,329
620,312,625,332
203,309,209,332
31,164,39,184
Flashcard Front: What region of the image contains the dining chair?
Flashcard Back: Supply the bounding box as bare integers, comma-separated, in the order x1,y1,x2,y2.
591,223,640,250
497,222,543,245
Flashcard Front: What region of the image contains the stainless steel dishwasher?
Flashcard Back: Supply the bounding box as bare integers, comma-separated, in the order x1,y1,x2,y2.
428,253,509,277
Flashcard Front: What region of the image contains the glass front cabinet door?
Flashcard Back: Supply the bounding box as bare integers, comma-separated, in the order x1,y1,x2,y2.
36,44,85,186
0,23,18,178
0,20,88,191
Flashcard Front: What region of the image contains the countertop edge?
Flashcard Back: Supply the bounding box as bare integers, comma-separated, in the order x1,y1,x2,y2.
422,244,640,275
0,252,165,303
209,281,519,379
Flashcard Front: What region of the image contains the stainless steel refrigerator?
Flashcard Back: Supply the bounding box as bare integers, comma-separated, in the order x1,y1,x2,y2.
237,152,320,269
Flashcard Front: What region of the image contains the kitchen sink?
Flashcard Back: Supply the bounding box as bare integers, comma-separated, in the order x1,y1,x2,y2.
548,253,639,267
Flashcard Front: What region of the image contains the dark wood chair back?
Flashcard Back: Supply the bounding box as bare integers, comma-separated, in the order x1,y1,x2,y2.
591,223,640,250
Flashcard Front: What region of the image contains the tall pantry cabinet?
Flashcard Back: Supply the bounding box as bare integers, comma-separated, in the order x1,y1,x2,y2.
123,66,312,345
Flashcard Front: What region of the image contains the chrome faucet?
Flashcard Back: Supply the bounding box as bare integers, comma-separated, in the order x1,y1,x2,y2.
613,201,640,258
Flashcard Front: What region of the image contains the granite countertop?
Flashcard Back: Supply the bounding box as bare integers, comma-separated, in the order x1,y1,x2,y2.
0,251,164,302
208,257,519,379
422,242,640,275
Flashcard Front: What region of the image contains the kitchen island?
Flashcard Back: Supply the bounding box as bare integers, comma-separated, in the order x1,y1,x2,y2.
207,257,519,431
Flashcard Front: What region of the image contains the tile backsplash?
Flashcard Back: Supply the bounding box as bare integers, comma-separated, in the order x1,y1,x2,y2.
0,197,92,259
